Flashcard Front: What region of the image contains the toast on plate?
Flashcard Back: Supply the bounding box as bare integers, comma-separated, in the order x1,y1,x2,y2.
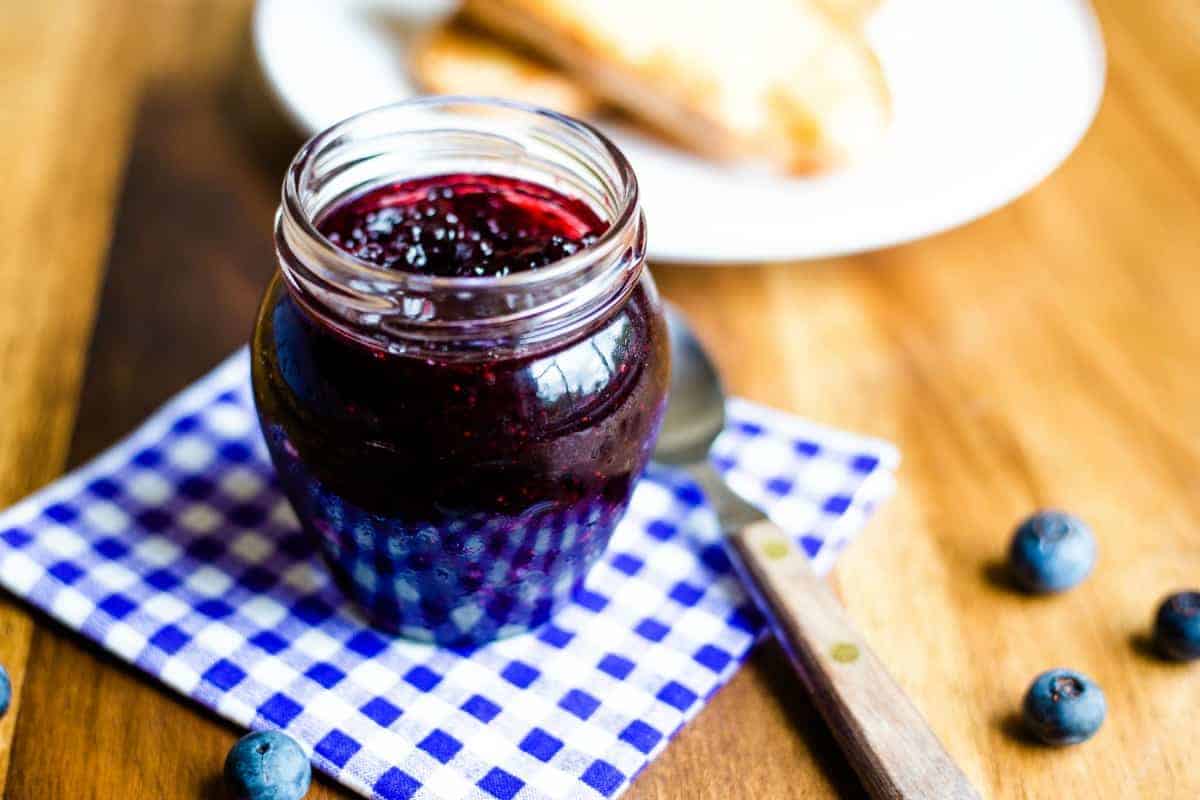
461,0,891,172
411,22,600,117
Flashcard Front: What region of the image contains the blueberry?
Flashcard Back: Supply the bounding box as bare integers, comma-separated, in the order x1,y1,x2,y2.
1022,668,1106,745
0,664,10,716
1008,510,1095,593
224,730,311,800
1153,591,1200,660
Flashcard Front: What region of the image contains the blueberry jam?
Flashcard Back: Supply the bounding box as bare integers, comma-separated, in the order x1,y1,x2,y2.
318,174,604,277
252,174,668,645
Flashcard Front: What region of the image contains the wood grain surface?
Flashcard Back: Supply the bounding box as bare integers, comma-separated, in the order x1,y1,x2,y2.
0,1,1197,797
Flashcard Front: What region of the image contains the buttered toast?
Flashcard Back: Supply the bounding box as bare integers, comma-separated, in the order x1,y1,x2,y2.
815,0,883,27
411,23,600,117
461,0,891,172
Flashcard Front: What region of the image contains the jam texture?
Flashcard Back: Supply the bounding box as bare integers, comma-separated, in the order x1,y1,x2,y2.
252,175,668,644
318,174,605,278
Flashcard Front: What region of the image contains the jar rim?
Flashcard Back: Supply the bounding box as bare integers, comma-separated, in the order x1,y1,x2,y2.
281,95,641,294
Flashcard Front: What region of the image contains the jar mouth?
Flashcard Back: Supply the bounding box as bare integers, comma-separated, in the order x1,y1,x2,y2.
281,96,640,295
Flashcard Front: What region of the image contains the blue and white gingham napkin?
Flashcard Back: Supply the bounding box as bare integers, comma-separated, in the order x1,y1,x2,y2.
0,350,897,800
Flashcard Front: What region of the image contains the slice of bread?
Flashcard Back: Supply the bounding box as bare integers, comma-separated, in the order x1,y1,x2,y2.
461,0,890,172
814,0,883,27
411,23,600,117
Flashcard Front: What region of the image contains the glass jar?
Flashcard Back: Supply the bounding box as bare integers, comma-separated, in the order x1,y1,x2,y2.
251,98,669,646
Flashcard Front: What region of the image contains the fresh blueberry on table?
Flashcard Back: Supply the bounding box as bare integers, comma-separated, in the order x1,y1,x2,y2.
1153,590,1200,661
1007,510,1095,593
224,730,311,800
1022,668,1106,745
0,664,10,717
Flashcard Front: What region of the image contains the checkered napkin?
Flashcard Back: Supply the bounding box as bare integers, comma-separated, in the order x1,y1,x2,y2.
0,350,897,800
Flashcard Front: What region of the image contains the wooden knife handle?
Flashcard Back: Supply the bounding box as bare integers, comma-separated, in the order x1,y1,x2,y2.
729,519,980,800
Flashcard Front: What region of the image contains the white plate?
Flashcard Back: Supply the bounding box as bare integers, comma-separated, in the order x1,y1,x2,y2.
253,0,1106,263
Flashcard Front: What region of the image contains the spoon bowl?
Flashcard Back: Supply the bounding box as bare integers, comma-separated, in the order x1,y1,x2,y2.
654,306,727,467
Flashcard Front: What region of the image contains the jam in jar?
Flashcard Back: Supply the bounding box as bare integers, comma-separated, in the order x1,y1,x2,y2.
252,98,669,645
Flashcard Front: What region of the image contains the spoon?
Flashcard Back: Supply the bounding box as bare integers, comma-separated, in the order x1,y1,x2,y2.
654,307,979,800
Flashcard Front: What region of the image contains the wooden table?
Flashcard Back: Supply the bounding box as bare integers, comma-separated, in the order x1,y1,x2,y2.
1,1,1197,797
